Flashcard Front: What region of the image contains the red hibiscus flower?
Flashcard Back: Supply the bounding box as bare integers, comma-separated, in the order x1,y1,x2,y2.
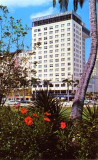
44,118,50,122
44,112,51,116
60,122,66,129
33,113,38,117
24,116,33,125
21,108,27,114
13,103,20,109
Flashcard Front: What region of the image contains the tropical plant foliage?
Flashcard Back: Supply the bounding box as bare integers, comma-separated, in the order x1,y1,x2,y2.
0,103,98,160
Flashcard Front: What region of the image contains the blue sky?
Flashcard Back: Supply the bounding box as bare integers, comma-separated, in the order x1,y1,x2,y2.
0,0,98,61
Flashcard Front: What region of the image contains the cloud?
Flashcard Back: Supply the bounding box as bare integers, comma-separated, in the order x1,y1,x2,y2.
0,0,51,7
30,7,58,20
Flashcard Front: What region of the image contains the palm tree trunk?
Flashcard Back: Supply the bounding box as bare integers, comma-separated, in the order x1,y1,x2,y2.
23,87,25,101
70,0,97,120
67,83,69,102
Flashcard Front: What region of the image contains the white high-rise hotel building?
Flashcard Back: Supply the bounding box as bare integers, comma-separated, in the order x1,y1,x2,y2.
32,11,89,96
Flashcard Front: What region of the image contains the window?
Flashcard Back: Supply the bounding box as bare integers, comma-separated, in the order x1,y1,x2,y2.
49,69,53,72
67,57,70,60
67,38,70,41
61,34,65,37
55,78,59,81
50,55,53,58
44,69,47,72
49,26,53,30
55,44,59,48
55,25,59,28
55,84,59,87
44,60,47,63
68,63,71,65
44,37,47,40
61,63,65,66
61,73,65,76
67,23,70,26
61,29,64,32
38,74,42,77
38,70,42,73
68,72,71,76
50,64,53,67
55,30,59,33
44,51,47,54
61,58,65,61
61,44,65,47
61,53,65,56
61,84,65,87
55,64,59,67
67,33,70,36
61,68,65,71
38,65,42,68
44,65,47,68
61,39,64,42
67,48,70,51
44,74,47,77
39,56,42,59
67,43,70,46
55,59,59,62
61,24,64,27
61,48,65,52
49,41,53,44
55,73,59,76
49,36,53,39
44,46,47,49
34,29,37,32
38,33,41,36
55,40,59,43
49,31,53,34
44,27,47,30
68,67,70,70
67,28,70,31
55,49,59,52
49,45,53,48
49,50,53,53
55,35,59,38
44,32,47,35
44,55,47,58
50,59,53,62
55,68,59,71
50,74,53,76
44,41,47,45
38,29,41,32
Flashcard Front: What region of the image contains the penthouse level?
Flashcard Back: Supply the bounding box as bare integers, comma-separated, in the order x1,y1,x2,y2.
32,11,90,37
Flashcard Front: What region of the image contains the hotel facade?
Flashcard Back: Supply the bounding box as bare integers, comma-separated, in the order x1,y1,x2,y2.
32,11,90,96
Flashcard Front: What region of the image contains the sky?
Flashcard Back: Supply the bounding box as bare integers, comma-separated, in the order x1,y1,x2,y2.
0,0,98,61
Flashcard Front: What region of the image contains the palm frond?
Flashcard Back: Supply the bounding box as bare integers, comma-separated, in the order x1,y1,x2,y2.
53,0,56,7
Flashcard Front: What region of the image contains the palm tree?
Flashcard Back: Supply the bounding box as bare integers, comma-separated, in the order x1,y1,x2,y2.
20,78,29,101
31,77,40,99
62,78,74,102
53,0,97,120
43,79,53,95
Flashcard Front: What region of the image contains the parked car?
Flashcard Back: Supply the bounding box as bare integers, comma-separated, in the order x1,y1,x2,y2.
5,100,19,106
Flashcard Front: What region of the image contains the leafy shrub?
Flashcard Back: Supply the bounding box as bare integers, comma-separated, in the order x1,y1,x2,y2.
0,104,98,160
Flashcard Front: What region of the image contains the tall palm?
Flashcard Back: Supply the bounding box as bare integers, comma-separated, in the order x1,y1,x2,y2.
53,0,97,120
31,77,40,99
62,78,74,102
20,78,28,101
43,79,53,95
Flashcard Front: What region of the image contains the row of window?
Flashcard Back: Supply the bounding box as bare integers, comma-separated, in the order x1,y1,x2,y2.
38,72,71,77
34,23,71,32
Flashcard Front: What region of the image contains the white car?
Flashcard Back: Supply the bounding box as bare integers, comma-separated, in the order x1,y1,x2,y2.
5,100,18,106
